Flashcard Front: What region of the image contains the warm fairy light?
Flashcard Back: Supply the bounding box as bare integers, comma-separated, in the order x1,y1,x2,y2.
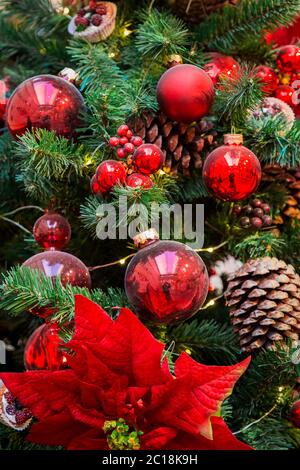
119,258,126,265
158,169,166,175
84,156,94,166
207,247,214,253
185,348,192,355
63,7,69,15
123,28,132,37
109,52,116,58
207,300,215,307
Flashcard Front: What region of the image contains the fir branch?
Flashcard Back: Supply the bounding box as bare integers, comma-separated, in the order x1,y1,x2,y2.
0,265,128,331
80,196,101,238
214,64,264,129
174,175,209,202
135,9,190,61
169,318,240,362
195,0,300,52
230,231,285,261
240,417,300,450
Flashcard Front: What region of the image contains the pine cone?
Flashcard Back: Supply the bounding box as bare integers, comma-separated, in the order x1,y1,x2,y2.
225,257,300,352
263,164,300,221
128,112,218,176
167,0,239,23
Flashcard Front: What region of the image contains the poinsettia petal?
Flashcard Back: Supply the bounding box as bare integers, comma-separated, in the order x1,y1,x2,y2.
68,430,108,450
28,410,89,447
87,307,172,386
173,353,250,438
1,370,78,420
141,427,178,450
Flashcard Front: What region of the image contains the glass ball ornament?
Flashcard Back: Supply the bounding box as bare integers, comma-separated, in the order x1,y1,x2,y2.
126,173,153,189
204,53,240,85
124,230,209,324
24,323,68,371
274,85,294,107
133,144,165,175
276,45,300,73
22,250,91,288
156,64,214,123
94,159,126,195
254,65,278,94
202,134,261,201
33,212,71,251
6,74,86,140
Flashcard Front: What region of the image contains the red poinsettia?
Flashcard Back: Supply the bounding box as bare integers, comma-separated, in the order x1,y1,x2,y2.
0,295,252,450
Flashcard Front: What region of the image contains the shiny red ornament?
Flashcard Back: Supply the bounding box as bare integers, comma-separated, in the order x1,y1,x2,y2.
94,160,126,194
202,134,262,201
204,53,240,85
6,75,86,140
125,233,209,324
0,79,8,122
289,400,300,428
156,64,214,123
91,174,101,195
274,85,294,107
126,173,153,189
24,324,68,371
133,144,164,175
276,45,300,73
22,250,91,288
33,213,71,251
254,65,278,94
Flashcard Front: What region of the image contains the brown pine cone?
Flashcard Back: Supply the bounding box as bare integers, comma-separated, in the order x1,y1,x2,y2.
128,111,218,176
166,0,239,23
225,257,300,353
262,164,300,221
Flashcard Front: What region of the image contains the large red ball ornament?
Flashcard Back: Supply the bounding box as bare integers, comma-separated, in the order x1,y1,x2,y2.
24,324,68,371
22,250,91,288
254,65,278,94
202,134,261,201
6,75,86,139
124,230,209,324
276,45,300,73
94,159,126,194
274,85,294,107
156,64,214,123
126,173,153,189
204,53,240,85
133,144,165,175
33,213,71,251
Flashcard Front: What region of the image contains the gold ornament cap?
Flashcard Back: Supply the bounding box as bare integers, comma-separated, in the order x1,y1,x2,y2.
133,229,159,249
58,67,80,85
224,134,243,145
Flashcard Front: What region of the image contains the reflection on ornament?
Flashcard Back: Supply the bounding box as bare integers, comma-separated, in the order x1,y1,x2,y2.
33,212,71,250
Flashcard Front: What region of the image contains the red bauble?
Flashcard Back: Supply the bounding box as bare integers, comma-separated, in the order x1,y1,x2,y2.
22,251,91,288
125,233,209,324
254,65,278,94
33,213,71,251
202,134,261,201
274,85,294,107
91,174,101,195
0,79,8,121
24,324,68,371
133,144,164,175
289,400,300,428
94,160,126,194
126,173,153,189
276,45,300,73
156,64,214,123
204,53,240,85
6,75,86,140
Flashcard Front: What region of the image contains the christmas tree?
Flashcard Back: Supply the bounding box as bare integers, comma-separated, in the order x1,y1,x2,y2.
1,0,300,451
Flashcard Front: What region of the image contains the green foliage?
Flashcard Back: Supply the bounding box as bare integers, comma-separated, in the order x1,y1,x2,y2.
196,0,300,52
230,231,286,261
135,9,190,62
169,318,240,363
240,417,300,450
214,64,264,129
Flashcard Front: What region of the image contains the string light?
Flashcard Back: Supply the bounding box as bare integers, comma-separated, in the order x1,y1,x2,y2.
109,52,116,58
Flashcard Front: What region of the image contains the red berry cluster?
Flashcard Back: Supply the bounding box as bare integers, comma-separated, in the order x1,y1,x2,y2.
109,124,143,160
74,1,107,30
233,199,273,229
4,390,32,425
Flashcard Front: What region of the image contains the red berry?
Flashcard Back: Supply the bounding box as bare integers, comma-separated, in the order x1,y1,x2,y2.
89,0,97,9
77,8,86,16
117,125,129,137
251,217,263,229
243,205,253,216
253,207,264,218
117,148,126,159
261,203,270,214
119,136,128,146
131,136,143,147
124,142,135,154
252,199,262,208
262,215,273,226
91,14,103,26
75,16,90,27
109,136,119,147
96,5,107,15
240,217,250,227
126,129,133,139
233,205,242,215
